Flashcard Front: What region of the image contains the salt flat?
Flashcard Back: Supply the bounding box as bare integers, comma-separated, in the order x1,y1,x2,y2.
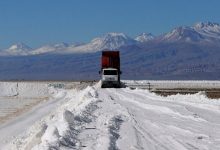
0,81,220,150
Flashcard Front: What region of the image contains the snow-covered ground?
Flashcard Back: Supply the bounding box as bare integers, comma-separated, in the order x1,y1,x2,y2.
0,81,220,150
124,80,220,89
0,82,50,124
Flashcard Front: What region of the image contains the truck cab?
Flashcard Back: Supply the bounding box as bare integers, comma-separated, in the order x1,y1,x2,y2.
101,68,119,88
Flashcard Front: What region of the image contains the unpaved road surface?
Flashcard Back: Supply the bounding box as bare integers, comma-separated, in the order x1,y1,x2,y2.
1,83,220,150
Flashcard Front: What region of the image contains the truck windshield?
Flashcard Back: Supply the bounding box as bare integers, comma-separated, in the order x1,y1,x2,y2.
104,70,118,75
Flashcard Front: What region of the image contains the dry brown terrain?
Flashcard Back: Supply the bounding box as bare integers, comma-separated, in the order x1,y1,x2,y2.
153,88,220,99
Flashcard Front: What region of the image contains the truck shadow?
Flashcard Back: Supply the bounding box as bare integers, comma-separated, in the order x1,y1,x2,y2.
101,82,127,88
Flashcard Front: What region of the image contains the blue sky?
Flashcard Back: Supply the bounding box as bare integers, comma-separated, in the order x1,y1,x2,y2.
0,0,220,49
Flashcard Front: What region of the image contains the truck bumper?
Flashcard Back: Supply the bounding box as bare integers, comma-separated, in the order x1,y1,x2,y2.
101,81,120,88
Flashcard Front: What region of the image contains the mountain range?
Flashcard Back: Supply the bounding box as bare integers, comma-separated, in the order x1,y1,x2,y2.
0,32,147,55
0,22,220,80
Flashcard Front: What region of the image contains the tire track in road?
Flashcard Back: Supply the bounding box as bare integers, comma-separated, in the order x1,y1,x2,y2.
105,88,173,150
106,88,198,150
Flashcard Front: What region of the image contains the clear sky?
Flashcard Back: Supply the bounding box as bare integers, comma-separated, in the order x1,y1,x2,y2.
0,0,220,49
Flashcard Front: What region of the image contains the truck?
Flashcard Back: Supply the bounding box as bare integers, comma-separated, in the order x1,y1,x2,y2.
100,51,121,88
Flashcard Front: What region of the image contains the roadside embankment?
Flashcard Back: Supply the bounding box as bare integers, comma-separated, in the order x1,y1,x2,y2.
0,81,96,124
0,82,48,98
124,80,220,98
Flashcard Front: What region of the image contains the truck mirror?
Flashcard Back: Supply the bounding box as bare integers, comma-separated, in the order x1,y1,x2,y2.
99,71,101,74
120,71,122,74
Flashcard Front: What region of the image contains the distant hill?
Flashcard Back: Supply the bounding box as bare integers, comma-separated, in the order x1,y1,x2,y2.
0,22,220,80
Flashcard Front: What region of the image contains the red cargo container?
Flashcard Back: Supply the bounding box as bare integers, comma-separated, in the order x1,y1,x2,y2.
101,51,120,71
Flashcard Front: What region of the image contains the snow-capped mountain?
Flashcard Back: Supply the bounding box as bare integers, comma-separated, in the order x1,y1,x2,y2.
193,22,220,40
1,43,33,56
1,22,220,80
135,33,155,42
194,22,220,32
1,33,137,56
161,22,220,42
1,21,220,56
64,32,137,53
32,42,70,55
94,32,136,50
161,26,204,42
